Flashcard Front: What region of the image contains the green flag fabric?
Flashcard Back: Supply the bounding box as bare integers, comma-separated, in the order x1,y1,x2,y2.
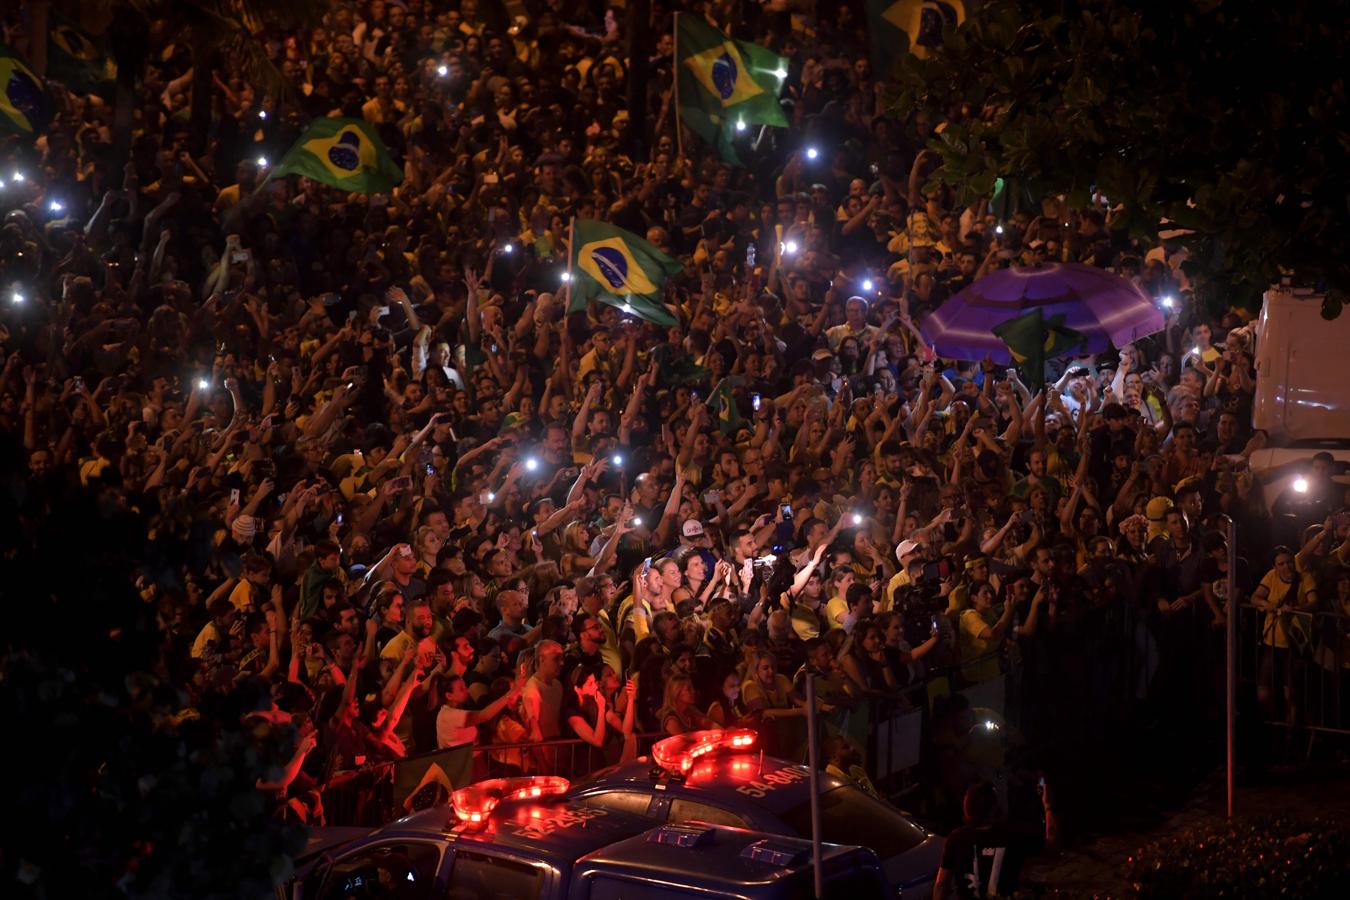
992,308,1088,392
47,13,116,96
708,378,744,436
676,15,788,165
1044,315,1089,361
865,0,965,72
567,219,683,326
0,42,52,135
265,118,403,194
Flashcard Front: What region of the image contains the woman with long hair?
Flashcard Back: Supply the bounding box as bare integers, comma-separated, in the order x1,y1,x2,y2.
412,525,442,579
558,520,596,579
706,669,747,726
671,546,712,607
656,674,715,736
841,620,902,695
597,665,639,763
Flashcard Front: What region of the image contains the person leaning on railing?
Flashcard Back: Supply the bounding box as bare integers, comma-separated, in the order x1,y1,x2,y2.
1251,546,1318,718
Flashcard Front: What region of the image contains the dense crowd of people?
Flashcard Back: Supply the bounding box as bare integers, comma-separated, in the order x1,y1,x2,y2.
4,0,1349,847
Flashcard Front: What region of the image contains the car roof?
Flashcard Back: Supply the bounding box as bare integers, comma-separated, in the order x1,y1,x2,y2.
571,751,849,818
370,798,657,865
577,822,870,887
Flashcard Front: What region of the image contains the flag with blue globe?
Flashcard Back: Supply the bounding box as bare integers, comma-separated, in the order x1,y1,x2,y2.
0,43,52,135
676,15,788,165
567,220,683,327
263,117,403,194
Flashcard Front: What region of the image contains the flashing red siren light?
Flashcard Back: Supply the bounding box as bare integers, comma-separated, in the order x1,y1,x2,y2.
651,728,758,774
451,775,570,824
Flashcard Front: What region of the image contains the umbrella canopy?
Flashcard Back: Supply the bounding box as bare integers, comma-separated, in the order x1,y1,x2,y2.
919,263,1164,363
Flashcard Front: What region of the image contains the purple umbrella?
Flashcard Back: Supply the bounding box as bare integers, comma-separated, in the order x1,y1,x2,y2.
919,263,1165,363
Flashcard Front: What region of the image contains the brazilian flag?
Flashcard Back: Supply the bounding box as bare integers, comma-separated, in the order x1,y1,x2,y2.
264,118,403,194
865,0,965,72
992,308,1088,393
708,378,744,436
676,15,788,165
0,43,51,135
567,219,683,326
47,13,116,96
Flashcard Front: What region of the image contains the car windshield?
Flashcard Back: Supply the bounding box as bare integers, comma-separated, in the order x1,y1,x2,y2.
781,787,928,858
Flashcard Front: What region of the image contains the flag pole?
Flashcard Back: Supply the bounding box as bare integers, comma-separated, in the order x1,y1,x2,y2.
673,13,685,163
752,123,768,152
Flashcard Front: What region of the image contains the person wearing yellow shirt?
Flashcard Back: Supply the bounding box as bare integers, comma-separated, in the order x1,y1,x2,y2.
883,539,925,613
958,581,1015,684
229,555,272,612
823,568,854,630
1252,547,1318,716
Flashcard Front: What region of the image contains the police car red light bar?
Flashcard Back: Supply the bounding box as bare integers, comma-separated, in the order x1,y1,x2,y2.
452,775,570,824
652,728,757,774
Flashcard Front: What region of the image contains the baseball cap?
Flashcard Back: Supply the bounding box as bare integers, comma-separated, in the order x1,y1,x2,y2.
895,539,922,563
811,348,834,362
682,519,705,538
1146,496,1174,522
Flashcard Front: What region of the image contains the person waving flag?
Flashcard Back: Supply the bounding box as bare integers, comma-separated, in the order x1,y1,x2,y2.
675,15,788,165
264,117,403,194
567,219,683,326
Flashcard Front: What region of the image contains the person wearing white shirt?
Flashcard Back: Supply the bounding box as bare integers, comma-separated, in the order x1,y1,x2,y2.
435,674,522,749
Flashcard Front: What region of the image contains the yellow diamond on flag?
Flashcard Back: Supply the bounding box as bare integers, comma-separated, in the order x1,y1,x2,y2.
301,124,379,180
577,237,659,297
0,54,45,132
880,0,923,32
684,41,764,108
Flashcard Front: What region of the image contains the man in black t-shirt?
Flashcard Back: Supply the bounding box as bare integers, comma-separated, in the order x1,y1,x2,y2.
933,780,1058,900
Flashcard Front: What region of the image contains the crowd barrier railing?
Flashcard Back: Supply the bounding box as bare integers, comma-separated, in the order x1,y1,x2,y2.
1235,601,1350,743
312,597,1191,828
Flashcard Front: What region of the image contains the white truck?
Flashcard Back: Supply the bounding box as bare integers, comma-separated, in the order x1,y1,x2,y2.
1250,288,1350,507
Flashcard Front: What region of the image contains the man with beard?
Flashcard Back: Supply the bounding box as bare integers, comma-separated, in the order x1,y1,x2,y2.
380,597,436,663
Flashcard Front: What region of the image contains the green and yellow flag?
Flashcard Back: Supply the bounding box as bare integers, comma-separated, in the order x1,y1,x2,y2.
708,378,744,436
0,43,52,135
676,15,788,165
47,12,116,96
567,219,683,326
865,0,965,73
992,308,1088,393
265,118,403,194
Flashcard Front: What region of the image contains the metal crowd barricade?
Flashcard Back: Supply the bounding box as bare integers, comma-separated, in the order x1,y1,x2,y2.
1235,601,1350,749
315,597,1168,828
859,596,1154,804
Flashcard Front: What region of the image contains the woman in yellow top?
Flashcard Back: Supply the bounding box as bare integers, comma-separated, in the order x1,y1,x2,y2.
741,652,807,720
823,568,854,630
1251,547,1318,714
958,580,1015,684
412,526,442,580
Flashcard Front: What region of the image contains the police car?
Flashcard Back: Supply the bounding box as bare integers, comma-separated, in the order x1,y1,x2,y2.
286,773,890,900
566,729,944,898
